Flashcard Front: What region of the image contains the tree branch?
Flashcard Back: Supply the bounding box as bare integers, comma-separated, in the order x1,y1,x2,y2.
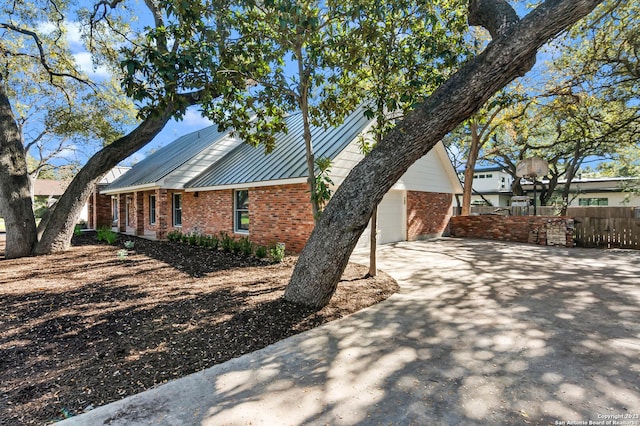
0,23,95,89
468,0,520,39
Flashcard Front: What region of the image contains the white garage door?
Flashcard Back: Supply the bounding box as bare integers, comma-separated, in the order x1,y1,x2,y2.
378,190,406,244
356,190,406,249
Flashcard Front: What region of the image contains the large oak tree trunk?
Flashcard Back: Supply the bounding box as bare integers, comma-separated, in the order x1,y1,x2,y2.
33,106,178,255
284,0,604,308
0,79,38,258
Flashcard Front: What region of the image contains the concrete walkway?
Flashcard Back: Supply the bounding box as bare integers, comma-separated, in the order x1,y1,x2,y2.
58,239,640,425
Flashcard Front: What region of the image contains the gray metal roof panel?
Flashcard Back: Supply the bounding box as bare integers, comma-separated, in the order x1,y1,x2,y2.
106,125,230,191
187,106,372,188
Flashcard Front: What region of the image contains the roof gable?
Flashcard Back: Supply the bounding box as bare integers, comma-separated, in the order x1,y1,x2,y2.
105,125,231,192
186,105,372,189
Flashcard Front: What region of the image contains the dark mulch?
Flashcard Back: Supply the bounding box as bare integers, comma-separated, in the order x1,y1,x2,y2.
0,232,398,425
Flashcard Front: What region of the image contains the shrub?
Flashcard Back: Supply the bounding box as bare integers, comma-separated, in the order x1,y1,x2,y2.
116,249,128,261
255,245,268,259
269,243,285,263
167,230,182,242
73,225,83,237
208,235,219,250
231,239,243,254
238,236,254,256
187,232,198,245
96,226,118,244
124,240,135,249
220,231,234,252
103,231,118,244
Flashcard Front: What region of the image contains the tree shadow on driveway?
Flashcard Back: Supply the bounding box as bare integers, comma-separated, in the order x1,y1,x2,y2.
58,238,640,425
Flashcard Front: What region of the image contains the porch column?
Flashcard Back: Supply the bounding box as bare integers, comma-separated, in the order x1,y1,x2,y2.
88,191,96,229
156,188,168,240
135,191,145,236
118,193,127,232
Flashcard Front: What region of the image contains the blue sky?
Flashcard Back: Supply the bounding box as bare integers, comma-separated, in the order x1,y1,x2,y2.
51,0,550,167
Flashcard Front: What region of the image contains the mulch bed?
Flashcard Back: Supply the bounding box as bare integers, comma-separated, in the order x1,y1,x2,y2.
0,232,398,425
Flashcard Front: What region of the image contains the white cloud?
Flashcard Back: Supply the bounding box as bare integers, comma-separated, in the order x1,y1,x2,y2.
182,109,214,127
73,51,111,79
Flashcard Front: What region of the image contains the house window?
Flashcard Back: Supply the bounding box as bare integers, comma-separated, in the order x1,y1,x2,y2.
112,197,118,225
149,194,156,225
125,197,131,226
579,197,608,206
173,193,182,226
234,190,249,233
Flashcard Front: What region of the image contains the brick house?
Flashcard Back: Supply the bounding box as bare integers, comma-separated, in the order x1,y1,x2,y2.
96,107,462,252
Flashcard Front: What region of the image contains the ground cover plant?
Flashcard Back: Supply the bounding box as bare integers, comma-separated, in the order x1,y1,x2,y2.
0,232,398,425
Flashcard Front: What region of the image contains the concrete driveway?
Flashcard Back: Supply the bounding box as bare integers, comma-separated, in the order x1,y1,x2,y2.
58,238,640,425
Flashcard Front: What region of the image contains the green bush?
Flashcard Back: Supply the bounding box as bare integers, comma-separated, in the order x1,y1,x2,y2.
255,245,268,259
238,236,254,256
187,232,198,245
269,243,285,263
205,235,219,249
220,231,234,252
167,230,182,242
231,239,243,254
96,226,118,244
73,225,83,237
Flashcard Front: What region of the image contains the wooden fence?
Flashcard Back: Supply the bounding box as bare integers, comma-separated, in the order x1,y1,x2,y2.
453,206,640,249
568,207,640,249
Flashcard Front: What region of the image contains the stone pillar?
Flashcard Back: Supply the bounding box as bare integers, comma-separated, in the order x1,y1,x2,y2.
156,188,168,240
135,191,145,236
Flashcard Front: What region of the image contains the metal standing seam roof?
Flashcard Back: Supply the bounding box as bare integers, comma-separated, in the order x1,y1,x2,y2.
186,106,373,189
105,125,232,191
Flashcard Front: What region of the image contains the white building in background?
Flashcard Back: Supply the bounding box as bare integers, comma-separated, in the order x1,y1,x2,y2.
465,166,640,208
521,176,640,207
463,166,514,207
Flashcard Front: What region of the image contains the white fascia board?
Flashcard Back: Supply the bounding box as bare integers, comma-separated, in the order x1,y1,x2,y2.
100,182,161,195
185,177,308,192
435,141,464,194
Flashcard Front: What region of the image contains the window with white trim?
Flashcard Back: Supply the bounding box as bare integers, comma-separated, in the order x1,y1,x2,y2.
578,197,608,206
173,193,182,226
234,190,249,233
149,194,157,225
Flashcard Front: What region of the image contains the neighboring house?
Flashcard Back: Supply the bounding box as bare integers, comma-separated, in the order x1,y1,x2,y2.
463,166,514,207
521,176,640,207
87,166,131,229
465,167,640,208
95,106,463,252
33,179,69,208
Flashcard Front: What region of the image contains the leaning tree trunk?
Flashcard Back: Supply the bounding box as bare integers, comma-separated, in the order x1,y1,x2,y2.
0,78,38,258
284,0,605,308
33,102,180,255
461,119,481,215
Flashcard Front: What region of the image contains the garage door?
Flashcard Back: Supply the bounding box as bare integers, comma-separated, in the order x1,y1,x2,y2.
378,190,406,244
356,190,406,249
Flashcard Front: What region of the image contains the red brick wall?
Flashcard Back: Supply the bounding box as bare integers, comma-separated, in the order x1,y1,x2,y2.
156,189,168,239
182,190,234,235
90,186,112,229
108,185,456,253
175,184,314,252
249,183,315,252
407,191,454,241
450,215,574,247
